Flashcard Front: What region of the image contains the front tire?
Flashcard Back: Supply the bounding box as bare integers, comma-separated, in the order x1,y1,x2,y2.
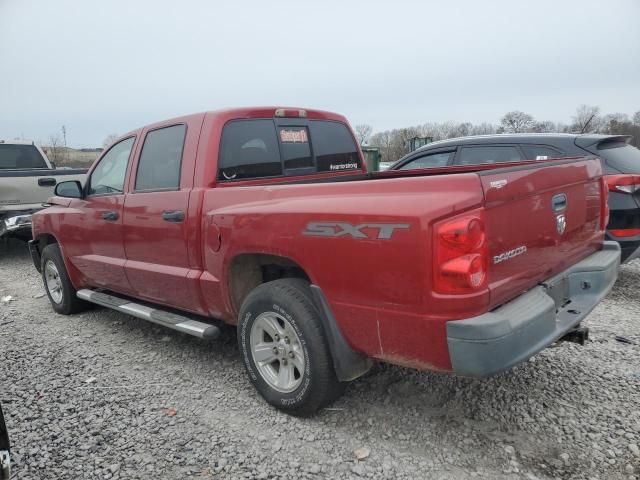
41,244,88,315
238,278,345,416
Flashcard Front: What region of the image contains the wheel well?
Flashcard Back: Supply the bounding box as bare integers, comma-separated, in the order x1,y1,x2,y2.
37,234,58,251
229,254,311,312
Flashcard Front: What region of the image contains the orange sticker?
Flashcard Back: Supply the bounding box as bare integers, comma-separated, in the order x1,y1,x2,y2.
280,129,308,143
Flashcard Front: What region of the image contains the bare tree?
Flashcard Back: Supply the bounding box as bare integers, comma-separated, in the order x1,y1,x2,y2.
369,130,394,162
103,134,119,148
500,111,535,133
354,124,373,146
571,105,601,133
469,122,498,136
46,134,66,164
633,111,640,126
530,120,558,133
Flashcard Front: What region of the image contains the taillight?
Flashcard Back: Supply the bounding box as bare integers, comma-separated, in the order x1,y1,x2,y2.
609,228,640,238
434,210,488,294
605,174,640,194
600,176,610,230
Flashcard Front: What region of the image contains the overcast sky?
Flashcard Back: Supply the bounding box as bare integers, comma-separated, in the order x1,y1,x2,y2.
1,0,639,147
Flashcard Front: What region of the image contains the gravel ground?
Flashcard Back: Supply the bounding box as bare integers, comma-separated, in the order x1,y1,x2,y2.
1,237,639,480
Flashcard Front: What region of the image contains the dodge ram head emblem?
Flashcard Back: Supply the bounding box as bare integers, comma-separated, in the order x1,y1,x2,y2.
556,214,566,235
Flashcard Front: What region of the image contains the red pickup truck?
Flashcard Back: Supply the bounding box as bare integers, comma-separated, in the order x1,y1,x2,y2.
29,107,620,415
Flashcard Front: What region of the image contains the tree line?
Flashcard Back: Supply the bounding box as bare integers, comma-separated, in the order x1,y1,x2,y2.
356,105,640,163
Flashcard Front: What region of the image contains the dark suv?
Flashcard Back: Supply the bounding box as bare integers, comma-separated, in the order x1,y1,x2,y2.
390,134,640,263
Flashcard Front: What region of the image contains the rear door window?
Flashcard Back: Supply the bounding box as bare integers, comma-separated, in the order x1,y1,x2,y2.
398,151,453,170
135,125,186,191
0,144,47,169
520,145,565,160
457,145,522,165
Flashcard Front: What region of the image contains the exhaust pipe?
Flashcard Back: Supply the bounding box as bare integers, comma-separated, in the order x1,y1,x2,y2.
559,326,589,346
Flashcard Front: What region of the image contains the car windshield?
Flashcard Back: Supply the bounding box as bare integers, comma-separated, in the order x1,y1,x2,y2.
0,144,47,169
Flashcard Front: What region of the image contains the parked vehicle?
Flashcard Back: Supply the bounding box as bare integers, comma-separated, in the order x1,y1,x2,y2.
0,140,86,239
390,133,640,263
0,403,10,479
30,108,619,415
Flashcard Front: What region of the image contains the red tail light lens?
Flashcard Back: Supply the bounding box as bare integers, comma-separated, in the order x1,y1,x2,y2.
600,176,610,230
609,228,640,238
605,175,640,194
434,210,488,294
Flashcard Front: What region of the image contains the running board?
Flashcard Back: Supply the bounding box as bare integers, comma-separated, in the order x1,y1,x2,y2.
76,289,220,340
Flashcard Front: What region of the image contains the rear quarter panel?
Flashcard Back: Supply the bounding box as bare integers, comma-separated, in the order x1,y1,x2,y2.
202,174,485,371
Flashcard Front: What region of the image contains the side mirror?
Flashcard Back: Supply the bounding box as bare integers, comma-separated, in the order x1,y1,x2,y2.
54,180,83,199
50,162,57,169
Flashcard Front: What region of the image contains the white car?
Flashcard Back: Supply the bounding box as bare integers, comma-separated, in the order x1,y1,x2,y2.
0,140,86,239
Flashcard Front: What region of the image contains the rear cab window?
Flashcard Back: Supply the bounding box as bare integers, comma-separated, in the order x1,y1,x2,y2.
0,144,47,169
218,119,360,181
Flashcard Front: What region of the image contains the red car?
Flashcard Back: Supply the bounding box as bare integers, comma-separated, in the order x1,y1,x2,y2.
30,107,619,415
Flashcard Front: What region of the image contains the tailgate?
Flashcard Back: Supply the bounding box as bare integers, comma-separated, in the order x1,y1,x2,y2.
479,157,605,309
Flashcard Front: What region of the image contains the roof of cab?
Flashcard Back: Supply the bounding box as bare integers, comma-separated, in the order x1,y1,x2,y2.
116,107,348,145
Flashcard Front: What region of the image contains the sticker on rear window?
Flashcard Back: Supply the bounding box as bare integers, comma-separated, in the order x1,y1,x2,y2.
329,163,358,171
280,128,308,143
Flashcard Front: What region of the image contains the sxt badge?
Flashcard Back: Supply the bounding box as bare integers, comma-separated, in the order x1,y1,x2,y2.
303,222,410,240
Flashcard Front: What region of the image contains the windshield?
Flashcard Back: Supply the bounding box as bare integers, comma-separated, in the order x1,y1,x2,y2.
0,144,47,169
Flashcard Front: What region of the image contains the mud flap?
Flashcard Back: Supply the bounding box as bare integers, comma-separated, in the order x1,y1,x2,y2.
310,285,373,382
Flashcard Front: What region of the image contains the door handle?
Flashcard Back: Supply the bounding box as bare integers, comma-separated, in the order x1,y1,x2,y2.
552,193,567,212
162,210,185,222
38,177,57,187
101,211,119,221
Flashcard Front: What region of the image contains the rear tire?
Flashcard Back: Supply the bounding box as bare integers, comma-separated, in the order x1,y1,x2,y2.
238,278,345,416
41,244,88,315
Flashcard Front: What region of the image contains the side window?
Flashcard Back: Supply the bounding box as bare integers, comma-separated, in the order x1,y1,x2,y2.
135,125,186,191
309,121,360,172
278,127,313,170
458,146,522,165
399,151,453,170
88,137,135,195
219,120,282,180
520,145,565,160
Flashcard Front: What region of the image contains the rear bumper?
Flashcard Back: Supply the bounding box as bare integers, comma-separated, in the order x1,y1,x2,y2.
446,241,620,377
